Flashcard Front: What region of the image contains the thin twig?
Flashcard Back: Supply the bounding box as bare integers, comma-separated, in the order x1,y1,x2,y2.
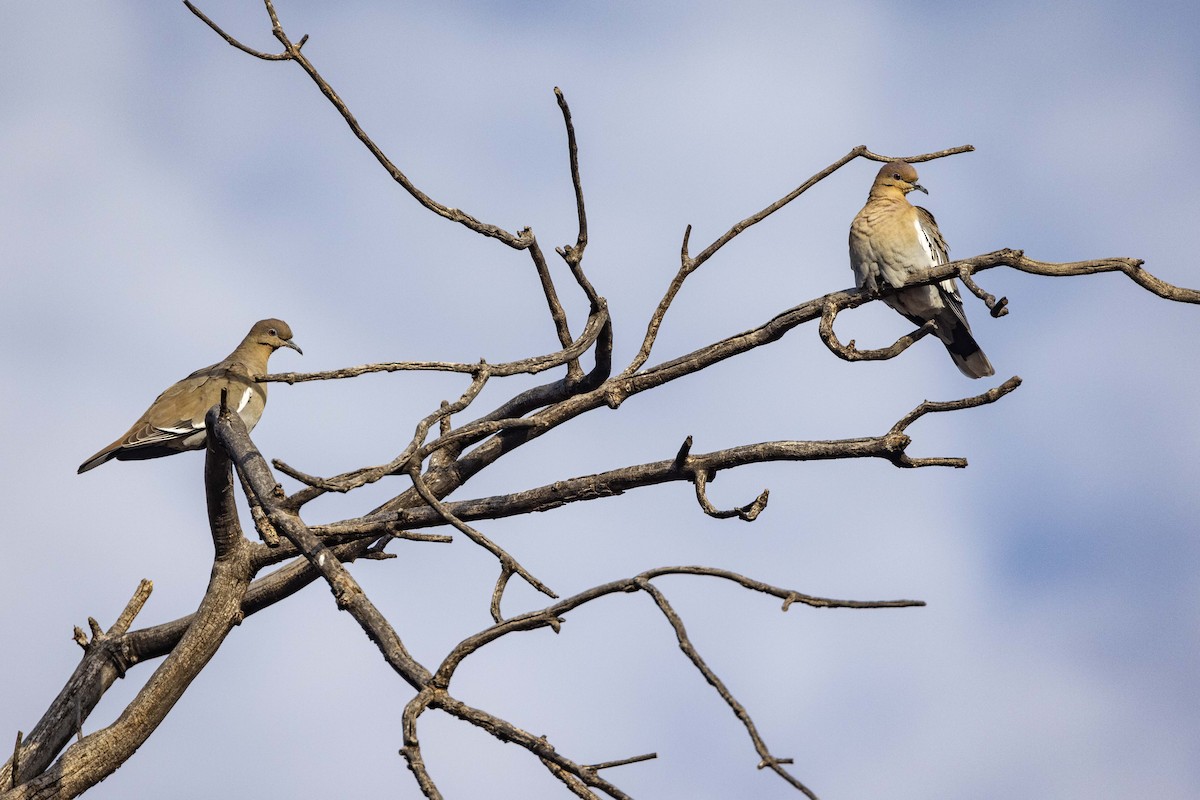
585,753,658,771
183,1,293,60
408,466,558,602
266,306,608,385
819,300,936,362
490,566,515,624
193,0,533,247
434,566,922,688
638,579,819,799
692,470,770,522
554,87,589,265
399,690,443,800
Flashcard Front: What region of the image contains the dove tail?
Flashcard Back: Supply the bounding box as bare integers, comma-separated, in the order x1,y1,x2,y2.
939,319,995,379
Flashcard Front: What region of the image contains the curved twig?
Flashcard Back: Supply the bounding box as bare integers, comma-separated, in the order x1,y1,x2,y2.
399,690,442,800
819,300,936,362
490,566,515,624
958,269,1009,317
692,469,769,522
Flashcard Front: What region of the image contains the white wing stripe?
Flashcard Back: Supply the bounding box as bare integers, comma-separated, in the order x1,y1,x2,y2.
913,217,939,266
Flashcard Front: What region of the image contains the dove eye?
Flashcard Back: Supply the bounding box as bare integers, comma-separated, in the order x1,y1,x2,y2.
892,172,901,180
268,328,278,337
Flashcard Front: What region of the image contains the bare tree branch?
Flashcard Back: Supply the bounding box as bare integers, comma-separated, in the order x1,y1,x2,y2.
554,88,590,272
21,7,1183,798
407,465,558,605
265,302,610,386
2,407,254,800
209,409,432,691
188,0,534,247
820,300,937,362
639,578,818,799
183,0,295,60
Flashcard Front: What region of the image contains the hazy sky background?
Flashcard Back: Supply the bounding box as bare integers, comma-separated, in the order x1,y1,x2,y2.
3,1,1198,798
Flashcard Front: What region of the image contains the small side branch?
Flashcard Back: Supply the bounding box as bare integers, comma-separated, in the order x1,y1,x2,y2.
888,376,1022,467
183,1,295,60
692,468,769,522
638,579,818,799
526,234,581,382
585,753,658,772
400,690,442,800
108,580,153,637
958,268,1009,317
188,0,533,248
554,87,589,270
266,306,608,385
408,467,558,608
210,408,433,692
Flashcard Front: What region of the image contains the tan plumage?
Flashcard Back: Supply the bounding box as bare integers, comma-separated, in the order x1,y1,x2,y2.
78,319,301,473
848,161,994,379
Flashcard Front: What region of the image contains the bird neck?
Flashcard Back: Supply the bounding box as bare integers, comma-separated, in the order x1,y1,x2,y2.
867,185,911,204
228,341,277,378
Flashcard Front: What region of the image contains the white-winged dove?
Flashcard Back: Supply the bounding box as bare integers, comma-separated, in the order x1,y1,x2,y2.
848,161,994,378
78,319,301,473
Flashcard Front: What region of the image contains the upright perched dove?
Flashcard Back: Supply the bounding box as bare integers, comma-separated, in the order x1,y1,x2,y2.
849,161,993,378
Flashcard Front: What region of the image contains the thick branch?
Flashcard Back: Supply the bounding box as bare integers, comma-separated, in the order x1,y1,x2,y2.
2,408,253,800
208,409,432,691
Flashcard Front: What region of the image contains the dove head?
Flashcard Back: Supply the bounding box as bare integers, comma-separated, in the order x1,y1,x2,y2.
248,318,303,355
871,161,928,196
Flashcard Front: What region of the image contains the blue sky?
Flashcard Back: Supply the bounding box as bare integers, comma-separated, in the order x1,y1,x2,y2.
3,2,1199,798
